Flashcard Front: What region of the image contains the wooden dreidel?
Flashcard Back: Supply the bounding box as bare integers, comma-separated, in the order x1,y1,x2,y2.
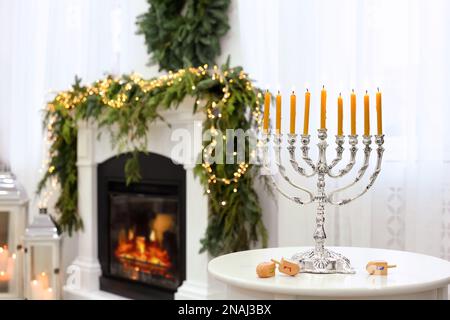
366,260,397,276
256,261,276,278
271,258,300,276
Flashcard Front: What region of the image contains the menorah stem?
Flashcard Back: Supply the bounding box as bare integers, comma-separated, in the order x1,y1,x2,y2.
313,129,328,256
314,177,326,255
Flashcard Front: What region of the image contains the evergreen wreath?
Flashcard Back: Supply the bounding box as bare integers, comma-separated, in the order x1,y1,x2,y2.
137,0,231,71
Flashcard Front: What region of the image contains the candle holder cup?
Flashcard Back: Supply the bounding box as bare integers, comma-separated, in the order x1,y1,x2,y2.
261,129,385,274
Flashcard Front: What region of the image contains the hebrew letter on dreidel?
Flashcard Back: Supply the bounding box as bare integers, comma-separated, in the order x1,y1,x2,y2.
271,258,300,276
366,261,397,275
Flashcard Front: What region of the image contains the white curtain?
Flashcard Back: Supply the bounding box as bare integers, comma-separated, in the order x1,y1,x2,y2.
238,0,450,260
1,0,449,261
0,0,154,214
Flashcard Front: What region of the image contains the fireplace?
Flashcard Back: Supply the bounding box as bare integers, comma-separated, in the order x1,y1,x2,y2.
98,153,186,300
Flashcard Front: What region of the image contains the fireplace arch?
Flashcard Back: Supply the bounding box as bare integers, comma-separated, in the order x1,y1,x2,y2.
97,152,186,300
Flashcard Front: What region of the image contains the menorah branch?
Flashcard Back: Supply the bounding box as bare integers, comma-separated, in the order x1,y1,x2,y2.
329,135,385,206
327,135,358,178
287,134,317,178
328,135,345,170
300,134,317,170
262,132,314,205
274,135,315,199
327,135,376,204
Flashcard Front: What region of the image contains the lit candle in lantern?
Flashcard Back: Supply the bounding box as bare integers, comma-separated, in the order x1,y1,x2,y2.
31,280,44,300
5,255,15,281
338,94,343,136
290,91,297,134
321,86,327,129
303,89,311,135
376,88,383,135
276,91,282,134
0,246,9,273
43,288,54,300
263,91,271,133
364,91,370,136
0,251,15,282
37,272,49,290
351,90,356,135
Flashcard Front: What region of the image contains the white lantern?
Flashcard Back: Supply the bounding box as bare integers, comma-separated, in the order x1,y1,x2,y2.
23,208,61,300
0,167,28,299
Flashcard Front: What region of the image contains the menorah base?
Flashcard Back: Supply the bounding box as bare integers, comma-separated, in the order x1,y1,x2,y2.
291,248,356,274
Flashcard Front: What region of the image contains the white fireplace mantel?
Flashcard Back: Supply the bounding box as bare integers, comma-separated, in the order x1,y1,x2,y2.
63,100,224,300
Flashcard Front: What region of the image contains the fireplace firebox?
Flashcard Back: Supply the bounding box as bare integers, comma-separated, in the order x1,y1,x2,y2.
98,153,186,300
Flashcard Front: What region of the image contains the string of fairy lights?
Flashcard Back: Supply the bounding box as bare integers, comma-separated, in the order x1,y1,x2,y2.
43,65,264,207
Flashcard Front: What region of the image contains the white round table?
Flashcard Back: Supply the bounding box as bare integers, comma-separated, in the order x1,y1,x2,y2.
208,247,450,300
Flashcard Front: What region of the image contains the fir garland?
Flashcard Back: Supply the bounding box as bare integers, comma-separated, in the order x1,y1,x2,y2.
136,0,231,71
38,61,268,256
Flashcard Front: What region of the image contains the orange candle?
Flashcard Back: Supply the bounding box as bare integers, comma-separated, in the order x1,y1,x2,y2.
276,92,282,134
321,86,327,129
263,91,271,133
376,88,383,135
364,91,370,136
290,91,296,134
303,89,311,135
351,90,356,135
338,94,343,136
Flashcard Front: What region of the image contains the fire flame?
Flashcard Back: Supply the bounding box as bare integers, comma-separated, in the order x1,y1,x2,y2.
115,225,173,280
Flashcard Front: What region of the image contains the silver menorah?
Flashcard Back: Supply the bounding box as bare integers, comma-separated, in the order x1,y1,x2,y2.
262,129,385,274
